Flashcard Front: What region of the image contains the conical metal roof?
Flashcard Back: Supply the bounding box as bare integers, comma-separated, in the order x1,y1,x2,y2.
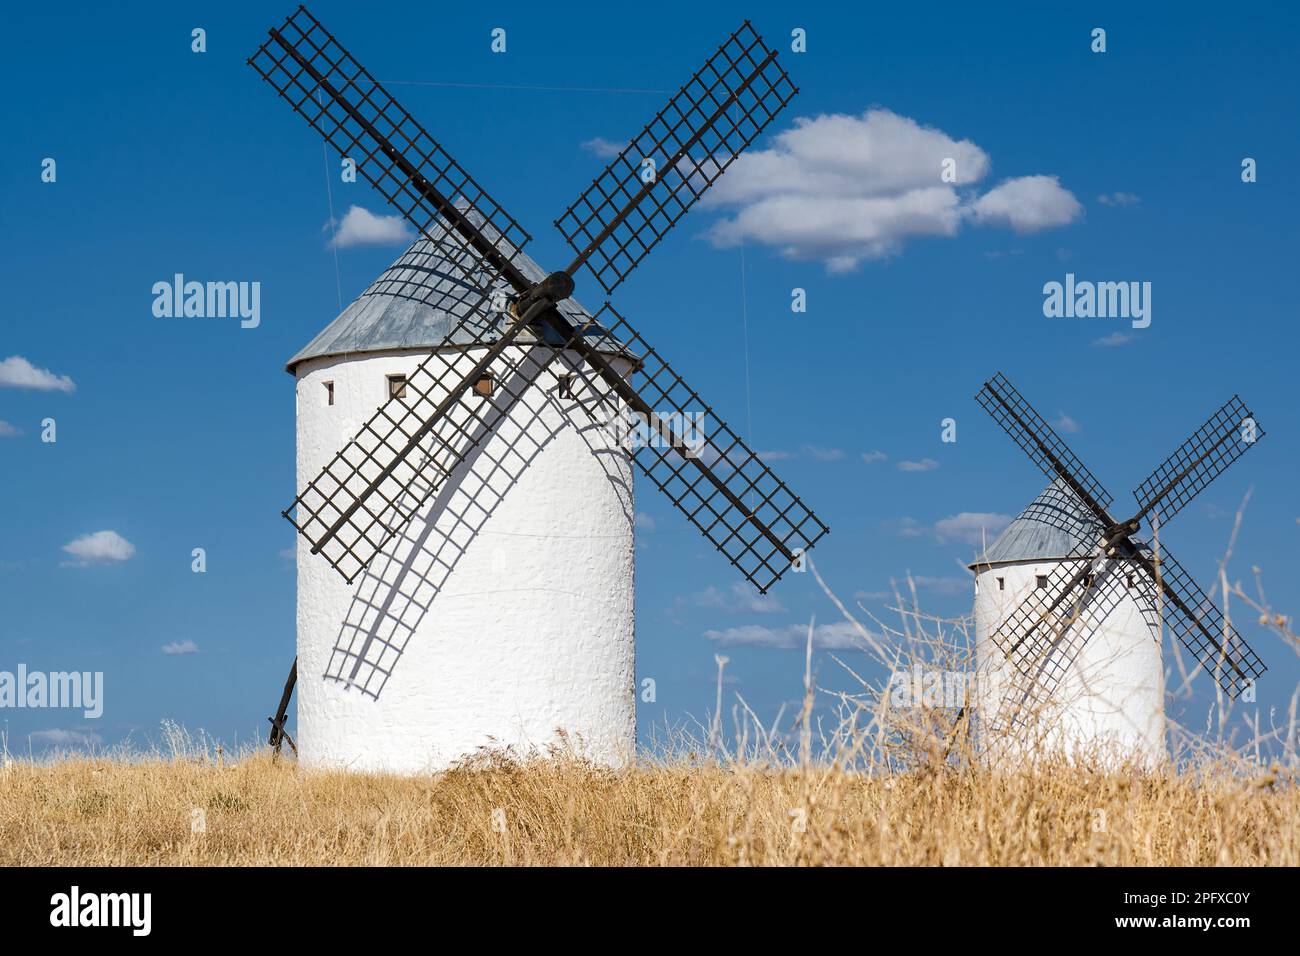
969,478,1106,568
287,208,625,373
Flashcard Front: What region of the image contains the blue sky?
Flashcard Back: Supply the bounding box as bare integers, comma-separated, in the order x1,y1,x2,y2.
2,1,1297,755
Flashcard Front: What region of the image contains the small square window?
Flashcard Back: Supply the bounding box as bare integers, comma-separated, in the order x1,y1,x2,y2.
473,373,494,398
996,576,1005,591
324,381,334,406
1036,575,1049,589
387,374,407,400
1126,573,1136,589
557,373,574,399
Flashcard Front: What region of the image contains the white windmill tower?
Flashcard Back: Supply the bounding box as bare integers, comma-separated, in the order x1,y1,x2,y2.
970,480,1165,761
250,9,826,772
969,373,1266,765
286,231,639,772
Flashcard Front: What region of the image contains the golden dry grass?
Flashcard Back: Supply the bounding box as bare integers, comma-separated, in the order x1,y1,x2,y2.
2,752,1296,866
5,533,1294,868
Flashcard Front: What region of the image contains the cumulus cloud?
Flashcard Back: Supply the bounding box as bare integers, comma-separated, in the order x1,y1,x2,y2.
757,448,844,463
702,109,1080,270
0,356,75,393
704,620,871,650
30,728,101,747
897,458,939,472
894,517,925,538
1052,411,1081,434
0,421,20,438
1094,331,1134,348
912,575,971,596
61,530,135,566
1097,191,1140,207
581,136,626,159
934,512,1012,545
691,581,785,615
968,175,1082,233
329,205,414,249
162,640,199,655
804,446,844,462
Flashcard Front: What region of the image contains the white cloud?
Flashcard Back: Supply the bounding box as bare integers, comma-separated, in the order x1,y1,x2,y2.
0,356,75,393
857,576,970,601
861,450,887,464
969,175,1083,234
898,458,939,472
701,109,1079,270
934,512,1012,545
912,575,971,596
0,421,20,438
61,530,135,566
895,517,925,538
692,581,784,615
581,136,626,159
1053,411,1081,434
1097,191,1140,207
704,620,870,650
757,449,796,461
30,728,101,747
634,512,656,532
1094,331,1134,348
162,640,199,655
804,446,844,461
329,205,414,249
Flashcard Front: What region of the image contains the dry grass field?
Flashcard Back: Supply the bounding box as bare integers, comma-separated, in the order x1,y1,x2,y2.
1,748,1297,866
4,553,1295,867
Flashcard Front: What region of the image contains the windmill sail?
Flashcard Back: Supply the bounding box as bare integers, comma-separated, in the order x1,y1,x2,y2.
976,372,1115,520
1136,542,1267,696
542,305,828,593
1132,395,1262,528
555,21,797,294
249,5,532,290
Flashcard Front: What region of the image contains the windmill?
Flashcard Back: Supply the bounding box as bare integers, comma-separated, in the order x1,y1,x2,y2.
969,371,1266,762
248,7,828,770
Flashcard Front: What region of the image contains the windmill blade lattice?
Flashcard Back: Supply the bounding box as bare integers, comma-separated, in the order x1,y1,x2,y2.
289,306,608,582
1137,541,1267,697
976,372,1115,520
987,539,1104,670
1132,395,1263,528
556,305,828,593
988,546,1160,737
249,5,531,291
555,21,797,294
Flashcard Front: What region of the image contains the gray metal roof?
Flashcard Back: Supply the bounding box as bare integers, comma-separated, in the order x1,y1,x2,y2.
287,208,625,372
969,478,1105,568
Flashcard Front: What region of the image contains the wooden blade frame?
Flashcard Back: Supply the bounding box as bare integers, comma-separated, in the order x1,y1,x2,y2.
555,21,797,294
249,5,533,292
553,305,828,593
1132,395,1263,529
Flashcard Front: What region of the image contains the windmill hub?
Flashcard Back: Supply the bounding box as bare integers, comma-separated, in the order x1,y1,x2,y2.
513,271,576,319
